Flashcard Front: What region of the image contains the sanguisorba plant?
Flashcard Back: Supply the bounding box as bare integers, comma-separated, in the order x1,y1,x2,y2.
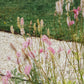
0,0,84,84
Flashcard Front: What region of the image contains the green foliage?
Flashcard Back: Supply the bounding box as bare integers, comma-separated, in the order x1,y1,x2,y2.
30,63,43,84
0,0,83,42
11,68,24,84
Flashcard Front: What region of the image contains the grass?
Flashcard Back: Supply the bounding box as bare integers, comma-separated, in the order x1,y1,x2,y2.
0,0,83,42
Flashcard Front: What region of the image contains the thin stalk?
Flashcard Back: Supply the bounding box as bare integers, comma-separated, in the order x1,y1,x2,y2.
0,74,32,82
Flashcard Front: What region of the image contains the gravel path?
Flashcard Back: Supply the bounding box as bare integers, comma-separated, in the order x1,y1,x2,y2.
0,31,84,84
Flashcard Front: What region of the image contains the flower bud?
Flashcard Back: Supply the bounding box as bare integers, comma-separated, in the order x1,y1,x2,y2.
47,28,50,36
56,1,63,15
10,25,14,34
17,17,20,28
40,19,44,27
65,3,70,11
33,23,36,31
38,24,41,32
37,19,40,25
20,17,24,27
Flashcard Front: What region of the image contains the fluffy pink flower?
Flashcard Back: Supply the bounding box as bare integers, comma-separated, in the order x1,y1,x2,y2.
41,35,52,45
2,76,8,84
24,65,31,75
73,7,81,19
6,71,11,78
48,47,55,54
20,17,24,26
40,49,43,53
57,47,63,54
73,9,79,15
68,21,74,26
67,49,71,54
16,52,21,57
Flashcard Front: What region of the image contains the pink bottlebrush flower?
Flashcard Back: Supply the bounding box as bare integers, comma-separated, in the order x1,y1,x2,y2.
42,35,49,41
16,52,21,57
56,1,63,15
41,35,52,45
67,49,71,54
40,49,43,53
73,7,81,19
20,17,24,26
73,9,79,15
6,71,11,78
48,47,55,54
68,20,74,26
57,47,63,54
24,65,31,75
2,76,8,84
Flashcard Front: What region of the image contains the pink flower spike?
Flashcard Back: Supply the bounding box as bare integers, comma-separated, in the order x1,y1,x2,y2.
67,49,71,54
40,49,43,53
73,9,79,15
6,71,11,78
41,35,52,45
48,47,55,54
2,76,8,84
16,52,21,57
42,35,48,41
24,65,31,75
20,17,24,26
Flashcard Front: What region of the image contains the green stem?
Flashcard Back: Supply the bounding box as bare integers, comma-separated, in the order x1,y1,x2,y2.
0,74,32,82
